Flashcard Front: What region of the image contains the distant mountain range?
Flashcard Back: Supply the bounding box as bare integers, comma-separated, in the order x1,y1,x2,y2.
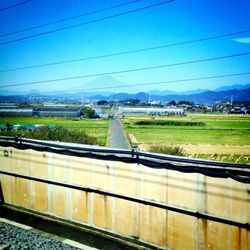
147,83,250,96
1,79,250,104
215,84,250,92
89,88,250,104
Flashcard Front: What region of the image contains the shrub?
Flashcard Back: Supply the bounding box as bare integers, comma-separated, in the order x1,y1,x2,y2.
0,126,98,145
85,107,96,118
149,144,185,156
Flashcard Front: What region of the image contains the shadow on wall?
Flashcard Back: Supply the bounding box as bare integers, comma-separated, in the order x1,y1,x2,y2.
3,149,249,203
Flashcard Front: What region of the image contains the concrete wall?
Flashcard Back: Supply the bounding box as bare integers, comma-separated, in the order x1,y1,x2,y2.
0,146,249,249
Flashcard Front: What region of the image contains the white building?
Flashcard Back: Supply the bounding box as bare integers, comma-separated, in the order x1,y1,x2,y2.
118,107,185,116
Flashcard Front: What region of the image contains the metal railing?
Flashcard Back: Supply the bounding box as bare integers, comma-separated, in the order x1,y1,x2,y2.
1,136,249,183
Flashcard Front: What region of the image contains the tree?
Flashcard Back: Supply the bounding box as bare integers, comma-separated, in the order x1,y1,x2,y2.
177,100,194,105
124,99,140,106
97,100,108,106
85,107,95,118
168,100,176,106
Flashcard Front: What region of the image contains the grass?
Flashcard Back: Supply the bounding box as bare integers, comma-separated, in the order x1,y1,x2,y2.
125,127,249,145
149,144,185,156
122,113,250,163
0,117,109,146
1,114,250,163
191,154,250,164
0,116,108,127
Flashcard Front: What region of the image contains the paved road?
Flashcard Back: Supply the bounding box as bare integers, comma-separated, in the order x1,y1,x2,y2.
108,116,130,149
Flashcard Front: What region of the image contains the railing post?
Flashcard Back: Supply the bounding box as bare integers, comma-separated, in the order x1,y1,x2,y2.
0,181,5,206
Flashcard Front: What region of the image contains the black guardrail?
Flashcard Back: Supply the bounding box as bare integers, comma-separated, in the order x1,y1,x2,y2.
0,136,249,183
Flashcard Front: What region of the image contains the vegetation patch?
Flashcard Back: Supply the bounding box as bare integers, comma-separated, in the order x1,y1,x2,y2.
0,116,109,128
149,144,185,156
134,120,205,126
0,117,109,146
0,126,99,145
191,153,250,164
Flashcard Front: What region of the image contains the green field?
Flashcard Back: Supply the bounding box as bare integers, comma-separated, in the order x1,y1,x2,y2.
0,117,109,146
1,114,250,163
122,114,250,163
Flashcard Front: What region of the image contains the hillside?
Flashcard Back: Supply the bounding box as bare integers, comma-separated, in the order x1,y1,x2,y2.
90,88,250,104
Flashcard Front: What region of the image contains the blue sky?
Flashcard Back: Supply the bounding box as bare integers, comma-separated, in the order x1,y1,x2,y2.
0,0,250,94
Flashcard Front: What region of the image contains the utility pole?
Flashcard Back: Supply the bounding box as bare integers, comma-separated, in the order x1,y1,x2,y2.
81,89,84,106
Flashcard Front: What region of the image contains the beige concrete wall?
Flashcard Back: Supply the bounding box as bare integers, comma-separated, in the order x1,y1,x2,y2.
0,146,249,249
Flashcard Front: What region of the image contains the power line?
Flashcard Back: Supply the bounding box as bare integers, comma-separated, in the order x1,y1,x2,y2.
83,72,250,92
0,0,175,46
0,0,142,38
0,0,32,12
0,51,249,88
12,72,250,95
1,28,249,73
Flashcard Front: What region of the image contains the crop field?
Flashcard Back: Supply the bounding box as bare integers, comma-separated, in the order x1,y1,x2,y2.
0,117,109,146
122,113,250,164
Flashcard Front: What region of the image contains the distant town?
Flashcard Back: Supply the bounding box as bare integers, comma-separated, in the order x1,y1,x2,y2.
0,94,249,121
1,83,250,120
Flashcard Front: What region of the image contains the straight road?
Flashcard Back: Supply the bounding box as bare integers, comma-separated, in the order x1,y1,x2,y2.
108,115,130,149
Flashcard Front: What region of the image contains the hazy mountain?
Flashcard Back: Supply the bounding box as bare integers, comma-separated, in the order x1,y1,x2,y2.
108,92,132,100
178,89,210,95
7,79,233,99
0,89,41,96
156,88,250,104
146,83,250,96
27,89,40,94
1,82,250,105
147,90,176,96
166,88,250,104
85,91,114,97
90,88,250,104
80,76,124,94
214,83,250,92
0,90,20,96
148,88,212,96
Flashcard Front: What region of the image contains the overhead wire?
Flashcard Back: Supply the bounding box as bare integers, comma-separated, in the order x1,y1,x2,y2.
3,72,250,94
0,3,248,182
0,0,142,38
0,28,249,73
71,72,250,92
0,0,175,46
0,0,32,12
1,2,249,96
0,51,249,88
